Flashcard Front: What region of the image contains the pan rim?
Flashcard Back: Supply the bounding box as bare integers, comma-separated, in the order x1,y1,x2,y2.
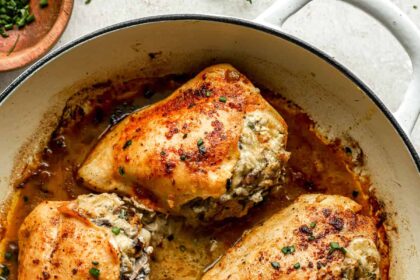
1,14,419,171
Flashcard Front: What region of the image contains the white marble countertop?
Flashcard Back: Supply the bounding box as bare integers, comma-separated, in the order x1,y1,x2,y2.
1,0,420,152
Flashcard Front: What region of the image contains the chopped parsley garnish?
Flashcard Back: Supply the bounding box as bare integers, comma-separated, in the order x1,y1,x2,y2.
89,267,100,278
205,90,212,97
118,209,127,219
197,138,206,154
180,154,186,161
92,261,99,266
281,245,295,255
308,235,315,241
293,262,301,269
309,222,316,228
123,139,132,150
330,242,340,249
40,0,48,7
111,227,121,235
198,145,206,155
0,0,40,38
219,96,227,103
270,261,280,270
1,264,10,277
4,251,12,261
160,151,166,156
329,242,346,255
118,166,125,176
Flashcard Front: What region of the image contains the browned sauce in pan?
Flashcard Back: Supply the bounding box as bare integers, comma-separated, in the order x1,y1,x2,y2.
0,74,389,279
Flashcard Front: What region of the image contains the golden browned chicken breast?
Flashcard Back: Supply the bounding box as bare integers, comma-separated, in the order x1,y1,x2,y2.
202,194,381,280
18,193,166,280
78,64,290,221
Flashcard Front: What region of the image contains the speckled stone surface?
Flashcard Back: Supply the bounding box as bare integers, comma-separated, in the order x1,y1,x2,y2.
1,0,419,152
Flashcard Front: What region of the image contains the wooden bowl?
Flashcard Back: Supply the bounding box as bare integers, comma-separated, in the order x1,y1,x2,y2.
0,0,73,72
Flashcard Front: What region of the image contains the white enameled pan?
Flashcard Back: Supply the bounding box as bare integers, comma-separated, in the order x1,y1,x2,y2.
0,0,419,278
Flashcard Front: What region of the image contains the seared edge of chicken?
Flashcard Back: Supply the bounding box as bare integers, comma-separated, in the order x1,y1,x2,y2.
78,64,290,221
202,194,381,280
18,193,166,280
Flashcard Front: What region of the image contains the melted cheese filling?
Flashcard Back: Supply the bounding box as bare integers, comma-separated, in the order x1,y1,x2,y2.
75,193,165,280
185,110,289,222
221,110,289,202
342,237,381,279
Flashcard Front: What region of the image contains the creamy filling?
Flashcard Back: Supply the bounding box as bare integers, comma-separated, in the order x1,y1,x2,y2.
74,193,167,280
341,238,381,280
222,110,288,201
183,111,289,222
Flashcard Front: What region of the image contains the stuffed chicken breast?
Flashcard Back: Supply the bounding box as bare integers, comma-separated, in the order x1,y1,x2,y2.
203,194,381,280
78,64,290,221
18,193,165,280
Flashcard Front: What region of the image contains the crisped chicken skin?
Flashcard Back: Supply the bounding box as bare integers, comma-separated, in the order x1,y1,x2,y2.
18,193,165,280
78,64,290,221
203,194,381,280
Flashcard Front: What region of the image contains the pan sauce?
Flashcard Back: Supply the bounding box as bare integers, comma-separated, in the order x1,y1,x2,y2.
0,73,389,279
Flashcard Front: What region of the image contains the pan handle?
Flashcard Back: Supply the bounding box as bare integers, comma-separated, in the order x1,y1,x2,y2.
255,0,420,135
